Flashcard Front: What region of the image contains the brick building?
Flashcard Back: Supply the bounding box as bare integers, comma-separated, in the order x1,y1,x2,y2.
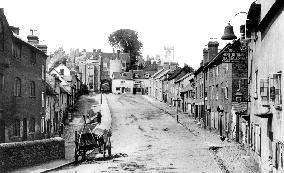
203,40,248,141
0,9,47,143
194,61,204,121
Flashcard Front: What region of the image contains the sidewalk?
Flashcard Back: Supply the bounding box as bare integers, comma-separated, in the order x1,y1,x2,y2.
142,95,260,173
8,94,101,173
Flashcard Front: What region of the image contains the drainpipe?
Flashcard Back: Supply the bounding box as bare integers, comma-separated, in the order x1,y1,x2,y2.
203,69,206,129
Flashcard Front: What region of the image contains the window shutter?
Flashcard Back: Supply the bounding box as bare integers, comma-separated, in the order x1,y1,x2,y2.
269,73,282,106
260,78,269,105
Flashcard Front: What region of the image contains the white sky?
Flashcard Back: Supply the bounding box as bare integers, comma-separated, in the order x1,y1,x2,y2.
2,0,255,69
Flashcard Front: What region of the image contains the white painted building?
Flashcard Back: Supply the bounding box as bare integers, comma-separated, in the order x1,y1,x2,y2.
112,72,133,94
246,1,284,172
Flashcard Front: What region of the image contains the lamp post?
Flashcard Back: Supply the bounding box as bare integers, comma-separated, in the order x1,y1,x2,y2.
173,87,181,123
100,81,102,104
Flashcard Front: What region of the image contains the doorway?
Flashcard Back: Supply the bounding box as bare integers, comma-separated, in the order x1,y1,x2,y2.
0,119,5,143
22,118,27,141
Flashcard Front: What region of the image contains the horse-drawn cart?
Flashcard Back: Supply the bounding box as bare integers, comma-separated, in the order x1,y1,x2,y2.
74,106,112,162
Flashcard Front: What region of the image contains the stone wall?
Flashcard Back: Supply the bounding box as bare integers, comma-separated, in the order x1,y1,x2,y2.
0,137,65,171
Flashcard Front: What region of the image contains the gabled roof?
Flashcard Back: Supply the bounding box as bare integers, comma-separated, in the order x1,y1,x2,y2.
151,68,165,79
176,73,193,83
101,52,130,62
174,67,193,83
13,33,47,57
143,63,158,71
155,69,171,80
167,67,182,81
203,42,232,70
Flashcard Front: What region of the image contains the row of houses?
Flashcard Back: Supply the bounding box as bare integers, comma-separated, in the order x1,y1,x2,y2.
149,1,284,172
0,9,83,143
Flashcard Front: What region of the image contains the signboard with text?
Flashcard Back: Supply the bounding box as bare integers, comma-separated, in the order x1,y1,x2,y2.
222,49,247,63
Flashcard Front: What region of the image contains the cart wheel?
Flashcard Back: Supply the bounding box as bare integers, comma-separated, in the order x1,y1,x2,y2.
103,143,106,158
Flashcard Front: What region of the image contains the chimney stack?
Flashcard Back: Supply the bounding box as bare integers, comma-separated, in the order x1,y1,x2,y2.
203,48,208,65
0,8,4,14
36,44,48,53
163,62,170,70
27,29,39,45
10,26,19,35
208,41,219,62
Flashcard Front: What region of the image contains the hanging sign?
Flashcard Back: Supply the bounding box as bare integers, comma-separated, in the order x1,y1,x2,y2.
222,49,247,63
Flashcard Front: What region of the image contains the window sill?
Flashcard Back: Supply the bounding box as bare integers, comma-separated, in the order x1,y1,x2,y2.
14,95,22,97
29,96,36,98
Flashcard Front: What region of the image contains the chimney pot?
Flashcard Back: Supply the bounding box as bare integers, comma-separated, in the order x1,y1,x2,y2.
27,34,39,45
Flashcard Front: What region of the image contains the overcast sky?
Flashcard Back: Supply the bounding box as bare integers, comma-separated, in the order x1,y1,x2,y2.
2,0,255,69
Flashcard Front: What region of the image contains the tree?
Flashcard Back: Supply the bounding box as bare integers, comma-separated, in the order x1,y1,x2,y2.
48,47,69,70
108,29,143,70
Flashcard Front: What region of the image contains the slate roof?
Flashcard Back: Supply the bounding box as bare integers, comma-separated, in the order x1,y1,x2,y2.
174,66,194,82
155,69,171,80
151,68,165,79
13,33,47,57
143,63,158,71
176,73,194,83
113,72,133,80
101,52,130,62
167,67,182,81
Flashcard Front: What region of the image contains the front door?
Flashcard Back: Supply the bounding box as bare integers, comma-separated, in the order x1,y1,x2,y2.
22,118,27,141
0,119,5,143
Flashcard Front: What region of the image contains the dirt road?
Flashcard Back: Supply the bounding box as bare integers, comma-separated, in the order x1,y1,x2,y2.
53,94,222,173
